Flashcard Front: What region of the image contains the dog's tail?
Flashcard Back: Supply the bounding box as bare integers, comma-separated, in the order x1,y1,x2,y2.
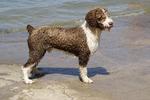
27,25,35,35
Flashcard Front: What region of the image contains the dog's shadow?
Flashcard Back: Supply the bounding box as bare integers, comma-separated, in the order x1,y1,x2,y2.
31,66,109,79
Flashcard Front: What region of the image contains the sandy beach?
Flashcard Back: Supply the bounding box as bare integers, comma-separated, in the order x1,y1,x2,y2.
0,13,150,100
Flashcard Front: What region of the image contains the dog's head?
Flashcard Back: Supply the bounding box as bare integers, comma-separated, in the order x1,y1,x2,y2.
85,8,113,31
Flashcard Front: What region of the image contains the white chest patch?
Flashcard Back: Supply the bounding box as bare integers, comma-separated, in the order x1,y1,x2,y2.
81,21,99,55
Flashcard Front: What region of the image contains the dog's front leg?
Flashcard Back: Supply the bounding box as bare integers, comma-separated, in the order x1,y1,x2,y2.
78,53,93,83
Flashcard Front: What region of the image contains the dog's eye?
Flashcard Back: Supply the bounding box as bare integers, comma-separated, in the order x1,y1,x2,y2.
97,16,106,21
97,18,101,20
97,17,102,21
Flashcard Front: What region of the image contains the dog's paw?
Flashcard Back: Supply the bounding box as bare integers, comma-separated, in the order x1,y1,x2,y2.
83,78,93,83
80,76,93,83
24,79,34,84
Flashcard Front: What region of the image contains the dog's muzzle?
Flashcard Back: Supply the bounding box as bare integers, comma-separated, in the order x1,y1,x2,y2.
102,18,114,31
106,22,113,31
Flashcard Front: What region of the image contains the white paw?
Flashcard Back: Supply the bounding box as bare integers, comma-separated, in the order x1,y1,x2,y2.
24,79,34,84
81,77,93,83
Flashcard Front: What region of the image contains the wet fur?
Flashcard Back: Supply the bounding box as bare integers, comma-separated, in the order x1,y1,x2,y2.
22,8,113,84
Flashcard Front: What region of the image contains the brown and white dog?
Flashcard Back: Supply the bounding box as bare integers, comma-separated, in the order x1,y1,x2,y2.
22,7,113,84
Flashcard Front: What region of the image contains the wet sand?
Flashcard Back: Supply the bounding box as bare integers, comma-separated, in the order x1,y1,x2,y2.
0,13,150,100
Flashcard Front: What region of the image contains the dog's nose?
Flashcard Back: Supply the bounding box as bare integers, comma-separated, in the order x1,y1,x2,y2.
109,22,113,27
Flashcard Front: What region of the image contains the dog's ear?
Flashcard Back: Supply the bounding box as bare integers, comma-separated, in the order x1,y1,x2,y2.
85,8,103,27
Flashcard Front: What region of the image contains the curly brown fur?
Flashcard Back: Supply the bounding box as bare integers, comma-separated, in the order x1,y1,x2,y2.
22,7,113,84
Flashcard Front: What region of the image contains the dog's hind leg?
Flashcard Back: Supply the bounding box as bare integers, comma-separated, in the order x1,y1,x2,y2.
22,50,46,84
78,52,93,83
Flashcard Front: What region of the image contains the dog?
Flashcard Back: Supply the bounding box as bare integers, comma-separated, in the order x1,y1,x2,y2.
22,7,113,84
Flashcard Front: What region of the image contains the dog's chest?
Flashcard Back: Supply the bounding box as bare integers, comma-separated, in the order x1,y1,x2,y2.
85,30,99,55
81,22,99,55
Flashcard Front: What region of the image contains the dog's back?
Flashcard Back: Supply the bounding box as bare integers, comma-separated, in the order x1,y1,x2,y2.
26,25,89,56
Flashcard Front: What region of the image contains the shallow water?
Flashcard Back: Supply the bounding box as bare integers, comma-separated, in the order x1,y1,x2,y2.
0,0,150,64
0,0,149,35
